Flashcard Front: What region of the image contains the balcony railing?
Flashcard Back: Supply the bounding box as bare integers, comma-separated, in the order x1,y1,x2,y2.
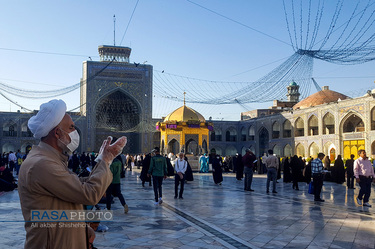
3,131,17,137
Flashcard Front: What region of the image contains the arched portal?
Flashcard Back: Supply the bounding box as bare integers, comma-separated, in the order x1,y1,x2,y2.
21,121,33,137
330,148,336,161
342,113,365,159
309,142,319,157
308,115,319,136
95,90,141,153
284,144,292,157
96,90,140,131
225,145,237,156
295,118,304,137
259,127,269,156
226,127,237,142
248,126,255,140
3,121,17,137
186,139,198,155
295,143,305,157
213,129,222,141
283,120,292,138
168,139,180,155
343,114,364,133
272,122,280,139
323,112,335,134
241,127,246,141
273,144,281,156
202,140,208,153
2,143,15,153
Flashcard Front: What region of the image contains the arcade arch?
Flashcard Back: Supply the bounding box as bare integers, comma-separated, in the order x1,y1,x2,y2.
259,127,269,156
272,144,281,156
3,121,17,137
308,115,318,136
295,143,305,157
323,112,335,134
342,114,364,133
248,126,255,140
284,144,292,157
283,120,292,138
241,127,247,141
225,145,237,156
168,139,180,155
309,142,319,157
272,121,280,139
186,139,199,155
295,118,304,137
225,127,237,142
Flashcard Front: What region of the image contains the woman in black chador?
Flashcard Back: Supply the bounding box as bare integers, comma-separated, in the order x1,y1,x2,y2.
283,157,292,183
184,156,194,182
333,155,345,184
140,153,152,187
209,148,223,185
290,155,302,190
236,154,244,180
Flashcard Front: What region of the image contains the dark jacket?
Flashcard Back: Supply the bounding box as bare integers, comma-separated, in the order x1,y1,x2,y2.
242,153,256,168
148,154,167,177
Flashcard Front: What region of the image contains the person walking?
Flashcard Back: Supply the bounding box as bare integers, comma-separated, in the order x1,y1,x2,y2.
209,148,223,185
140,153,152,187
199,153,209,173
311,153,325,202
354,150,375,207
174,152,187,199
345,154,355,189
242,149,256,191
264,149,278,193
148,147,168,206
106,154,129,213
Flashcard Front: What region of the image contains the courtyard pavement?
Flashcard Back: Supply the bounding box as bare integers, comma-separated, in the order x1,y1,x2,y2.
1,169,375,249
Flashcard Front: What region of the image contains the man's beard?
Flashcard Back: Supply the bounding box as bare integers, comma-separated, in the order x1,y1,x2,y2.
57,137,72,155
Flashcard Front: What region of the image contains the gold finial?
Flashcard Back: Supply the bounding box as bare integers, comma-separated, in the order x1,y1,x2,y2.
183,92,186,106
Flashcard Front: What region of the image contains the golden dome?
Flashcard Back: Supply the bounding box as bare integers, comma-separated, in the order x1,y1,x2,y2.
293,86,349,110
164,105,206,122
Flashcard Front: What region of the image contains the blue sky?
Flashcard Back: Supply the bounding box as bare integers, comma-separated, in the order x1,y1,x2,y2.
0,0,374,120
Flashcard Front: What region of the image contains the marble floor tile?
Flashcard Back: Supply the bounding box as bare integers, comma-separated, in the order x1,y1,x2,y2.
1,170,375,248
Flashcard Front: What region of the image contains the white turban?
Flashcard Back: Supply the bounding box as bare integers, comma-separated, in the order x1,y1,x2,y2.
28,99,67,139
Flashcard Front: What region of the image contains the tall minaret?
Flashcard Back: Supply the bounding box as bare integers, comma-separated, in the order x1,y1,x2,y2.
286,81,300,102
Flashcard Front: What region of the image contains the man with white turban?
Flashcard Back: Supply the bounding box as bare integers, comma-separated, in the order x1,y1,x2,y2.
18,99,127,249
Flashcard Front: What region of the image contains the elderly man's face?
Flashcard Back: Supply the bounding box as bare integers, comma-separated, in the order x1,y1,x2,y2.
56,114,76,145
179,153,184,159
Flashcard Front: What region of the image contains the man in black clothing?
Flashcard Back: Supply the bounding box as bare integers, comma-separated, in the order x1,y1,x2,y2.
0,160,17,191
242,149,256,191
345,154,355,189
209,148,223,185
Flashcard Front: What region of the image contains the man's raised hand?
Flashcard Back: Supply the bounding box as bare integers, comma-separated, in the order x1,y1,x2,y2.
98,136,127,165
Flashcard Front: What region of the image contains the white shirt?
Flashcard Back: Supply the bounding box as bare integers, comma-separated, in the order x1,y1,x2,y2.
8,153,17,162
175,159,187,174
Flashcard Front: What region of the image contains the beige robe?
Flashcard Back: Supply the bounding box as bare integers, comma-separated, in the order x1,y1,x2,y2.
18,142,112,249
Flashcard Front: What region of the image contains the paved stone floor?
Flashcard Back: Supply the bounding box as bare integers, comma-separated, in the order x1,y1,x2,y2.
1,169,375,249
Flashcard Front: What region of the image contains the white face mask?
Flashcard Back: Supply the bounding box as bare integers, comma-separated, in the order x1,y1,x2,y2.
59,129,80,152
